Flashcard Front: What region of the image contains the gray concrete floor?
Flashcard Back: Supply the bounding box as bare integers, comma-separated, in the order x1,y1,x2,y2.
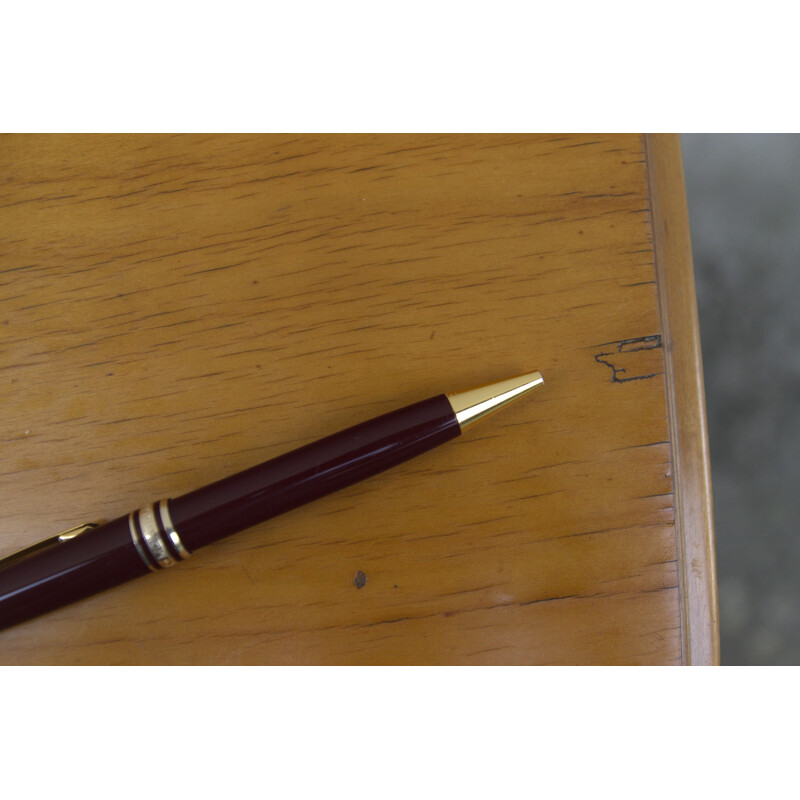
681,134,800,665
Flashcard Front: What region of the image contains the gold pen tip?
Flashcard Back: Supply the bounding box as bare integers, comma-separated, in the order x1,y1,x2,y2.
447,370,544,430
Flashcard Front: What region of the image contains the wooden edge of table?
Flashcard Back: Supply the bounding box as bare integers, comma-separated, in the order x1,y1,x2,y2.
644,133,720,665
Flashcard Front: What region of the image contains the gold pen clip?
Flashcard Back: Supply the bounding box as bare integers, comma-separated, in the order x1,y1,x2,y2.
0,522,99,571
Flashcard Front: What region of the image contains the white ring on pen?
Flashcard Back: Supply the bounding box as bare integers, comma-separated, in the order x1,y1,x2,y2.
138,504,176,569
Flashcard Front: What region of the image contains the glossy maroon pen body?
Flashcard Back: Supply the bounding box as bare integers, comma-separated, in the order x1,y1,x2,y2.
0,372,542,631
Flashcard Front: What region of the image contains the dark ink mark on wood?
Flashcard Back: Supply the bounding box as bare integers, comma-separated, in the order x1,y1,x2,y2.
594,335,663,383
354,570,367,589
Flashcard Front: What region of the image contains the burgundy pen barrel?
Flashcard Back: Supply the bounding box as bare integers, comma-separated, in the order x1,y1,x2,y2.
170,394,460,550
0,394,459,631
0,517,149,631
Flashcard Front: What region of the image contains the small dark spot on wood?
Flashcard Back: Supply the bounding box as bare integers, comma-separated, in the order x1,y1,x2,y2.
429,330,436,340
354,570,367,589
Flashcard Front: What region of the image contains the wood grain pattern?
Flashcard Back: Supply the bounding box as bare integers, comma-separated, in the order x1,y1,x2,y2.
0,134,713,664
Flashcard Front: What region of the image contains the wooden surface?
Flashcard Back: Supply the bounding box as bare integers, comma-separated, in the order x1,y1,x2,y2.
0,133,717,664
646,135,720,665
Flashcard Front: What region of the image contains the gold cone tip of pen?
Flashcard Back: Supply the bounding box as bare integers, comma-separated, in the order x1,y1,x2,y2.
446,370,544,430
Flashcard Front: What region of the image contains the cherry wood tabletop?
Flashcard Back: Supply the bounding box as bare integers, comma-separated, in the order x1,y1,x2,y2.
0,133,718,664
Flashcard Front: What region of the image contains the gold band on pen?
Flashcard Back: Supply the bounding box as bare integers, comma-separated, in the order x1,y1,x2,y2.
158,499,192,560
129,499,192,571
447,370,544,430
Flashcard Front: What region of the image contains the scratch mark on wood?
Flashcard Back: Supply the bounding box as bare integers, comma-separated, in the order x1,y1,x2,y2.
594,334,663,382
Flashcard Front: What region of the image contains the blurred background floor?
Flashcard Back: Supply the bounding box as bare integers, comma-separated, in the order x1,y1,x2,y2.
681,134,800,665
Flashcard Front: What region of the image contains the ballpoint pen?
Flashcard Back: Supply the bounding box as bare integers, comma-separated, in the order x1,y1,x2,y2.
0,371,543,631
